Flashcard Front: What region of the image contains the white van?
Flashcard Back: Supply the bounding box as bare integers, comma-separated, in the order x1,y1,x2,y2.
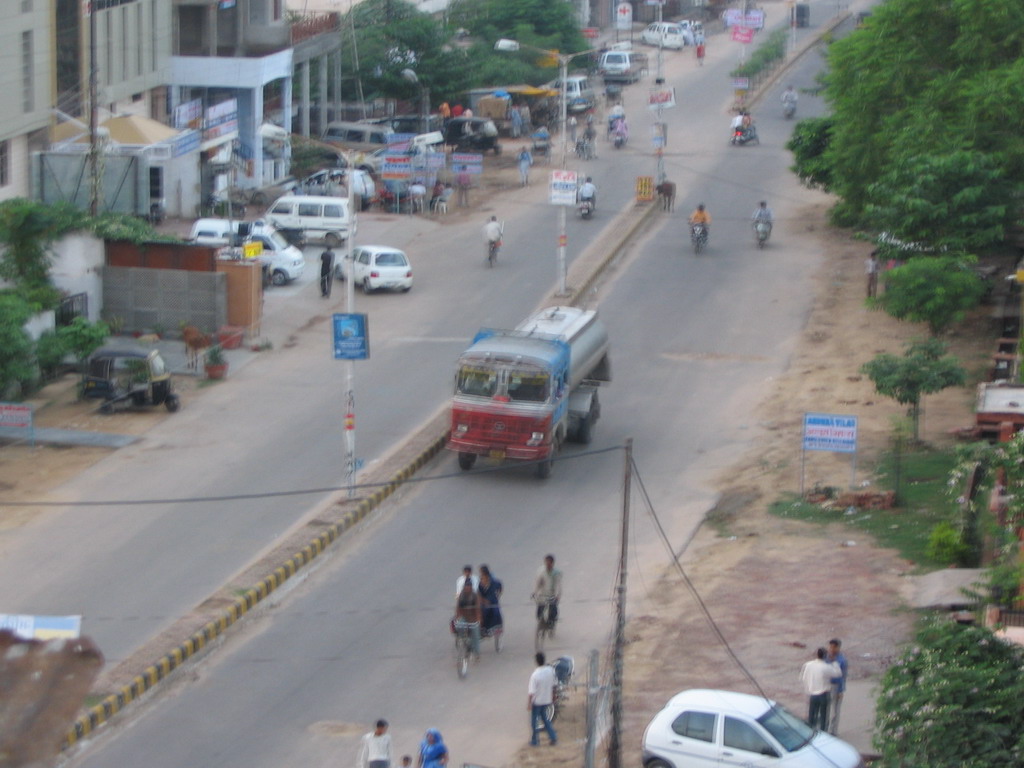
545,75,597,113
264,195,355,247
321,121,395,152
188,219,306,286
598,50,649,83
641,22,694,49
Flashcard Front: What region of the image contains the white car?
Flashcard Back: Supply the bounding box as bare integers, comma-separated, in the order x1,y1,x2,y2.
641,22,693,49
335,245,413,293
642,689,865,768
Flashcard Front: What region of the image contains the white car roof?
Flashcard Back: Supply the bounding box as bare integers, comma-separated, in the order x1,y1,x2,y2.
662,689,775,719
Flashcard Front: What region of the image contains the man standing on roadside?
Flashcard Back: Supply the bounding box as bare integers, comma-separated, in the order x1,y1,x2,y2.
358,719,392,768
866,250,880,298
528,652,557,746
320,246,335,298
827,638,848,735
800,647,841,731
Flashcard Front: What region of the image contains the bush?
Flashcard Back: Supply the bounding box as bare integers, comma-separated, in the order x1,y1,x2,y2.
34,331,69,381
57,317,109,368
730,28,788,79
925,521,969,565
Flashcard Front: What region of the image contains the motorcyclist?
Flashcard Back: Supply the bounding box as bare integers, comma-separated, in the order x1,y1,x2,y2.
578,177,597,209
689,203,711,233
752,201,773,239
782,85,798,108
612,117,629,145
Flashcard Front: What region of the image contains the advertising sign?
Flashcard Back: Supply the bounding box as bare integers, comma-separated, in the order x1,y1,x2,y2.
616,2,633,30
333,314,369,360
635,176,654,203
243,241,263,259
802,413,858,453
550,169,578,205
0,403,32,428
451,153,484,175
648,87,676,110
382,154,413,180
731,26,755,44
0,614,82,640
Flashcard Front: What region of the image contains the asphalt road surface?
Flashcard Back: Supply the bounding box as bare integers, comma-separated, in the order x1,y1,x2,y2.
62,6,845,768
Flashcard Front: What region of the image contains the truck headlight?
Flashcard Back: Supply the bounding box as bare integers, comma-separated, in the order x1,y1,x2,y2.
455,423,469,435
527,431,545,446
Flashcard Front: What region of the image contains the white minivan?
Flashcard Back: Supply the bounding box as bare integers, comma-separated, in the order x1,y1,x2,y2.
188,219,305,286
641,22,694,49
264,195,355,247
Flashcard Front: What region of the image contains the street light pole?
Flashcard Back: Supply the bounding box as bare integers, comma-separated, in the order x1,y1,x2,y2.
557,54,569,296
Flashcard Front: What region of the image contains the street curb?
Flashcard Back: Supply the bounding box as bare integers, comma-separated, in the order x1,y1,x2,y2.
64,434,447,748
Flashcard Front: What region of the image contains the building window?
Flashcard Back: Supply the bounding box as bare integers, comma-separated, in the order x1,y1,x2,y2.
21,31,33,112
0,141,9,187
21,0,32,12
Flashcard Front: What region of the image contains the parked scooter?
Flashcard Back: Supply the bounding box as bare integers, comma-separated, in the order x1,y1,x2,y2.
753,220,772,248
691,223,709,254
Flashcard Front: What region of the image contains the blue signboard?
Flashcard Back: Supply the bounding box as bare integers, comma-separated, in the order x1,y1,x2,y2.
802,413,858,453
333,313,369,360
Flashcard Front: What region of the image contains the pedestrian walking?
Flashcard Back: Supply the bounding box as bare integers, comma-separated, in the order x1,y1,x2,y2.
456,166,471,207
866,250,880,298
358,719,392,768
417,729,448,768
800,647,841,731
510,106,523,139
320,246,335,298
517,146,533,187
568,115,578,144
827,638,848,735
696,41,706,65
528,652,558,746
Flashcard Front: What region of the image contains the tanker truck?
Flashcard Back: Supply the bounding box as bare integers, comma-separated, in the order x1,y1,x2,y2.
448,306,611,478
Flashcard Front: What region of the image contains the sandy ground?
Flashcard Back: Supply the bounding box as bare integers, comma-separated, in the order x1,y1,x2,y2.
0,169,1009,764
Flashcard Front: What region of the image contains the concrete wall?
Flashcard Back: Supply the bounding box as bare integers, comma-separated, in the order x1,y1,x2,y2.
102,266,226,335
50,233,106,323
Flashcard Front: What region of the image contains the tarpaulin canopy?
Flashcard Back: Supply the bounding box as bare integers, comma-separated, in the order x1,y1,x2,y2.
51,114,179,146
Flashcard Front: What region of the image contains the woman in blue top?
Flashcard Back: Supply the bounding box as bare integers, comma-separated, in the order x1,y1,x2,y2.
418,729,448,768
478,564,503,638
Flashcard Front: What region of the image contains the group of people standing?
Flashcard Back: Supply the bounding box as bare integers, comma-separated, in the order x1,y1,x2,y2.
358,721,448,768
799,638,848,734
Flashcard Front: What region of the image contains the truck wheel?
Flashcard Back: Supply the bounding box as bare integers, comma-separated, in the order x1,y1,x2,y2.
458,452,476,471
536,456,553,479
576,415,592,445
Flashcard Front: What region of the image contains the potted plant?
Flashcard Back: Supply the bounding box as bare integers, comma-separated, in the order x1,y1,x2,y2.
204,345,228,380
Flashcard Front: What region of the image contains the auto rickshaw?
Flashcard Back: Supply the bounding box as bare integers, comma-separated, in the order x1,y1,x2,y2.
82,346,181,413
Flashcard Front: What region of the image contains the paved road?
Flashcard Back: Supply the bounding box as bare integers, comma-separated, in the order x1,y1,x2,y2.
64,6,848,768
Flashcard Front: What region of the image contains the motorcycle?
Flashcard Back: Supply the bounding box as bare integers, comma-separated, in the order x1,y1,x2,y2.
783,99,797,119
613,129,627,149
691,223,709,254
730,124,759,146
753,220,772,248
544,656,574,723
578,198,594,219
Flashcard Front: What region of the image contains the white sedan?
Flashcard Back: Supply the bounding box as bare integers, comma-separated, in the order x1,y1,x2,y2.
642,689,865,768
335,245,413,293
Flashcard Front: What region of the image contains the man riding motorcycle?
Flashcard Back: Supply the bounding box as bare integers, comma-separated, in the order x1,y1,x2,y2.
752,201,773,245
689,204,711,251
689,203,711,231
578,177,597,210
782,85,798,117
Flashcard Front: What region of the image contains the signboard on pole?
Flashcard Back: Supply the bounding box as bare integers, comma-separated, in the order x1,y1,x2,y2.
731,26,755,44
616,2,633,30
648,87,676,110
550,169,578,205
802,413,858,453
333,313,369,360
382,155,413,180
451,152,484,175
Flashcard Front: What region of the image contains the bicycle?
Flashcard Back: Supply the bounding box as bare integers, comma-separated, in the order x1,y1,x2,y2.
486,239,501,267
534,598,558,652
453,619,477,679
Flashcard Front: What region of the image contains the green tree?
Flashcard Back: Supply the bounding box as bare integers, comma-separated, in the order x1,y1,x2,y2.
865,149,1009,255
57,316,109,369
822,0,1024,227
874,256,986,335
875,617,1024,767
786,116,834,191
0,199,79,309
0,293,36,398
861,338,966,440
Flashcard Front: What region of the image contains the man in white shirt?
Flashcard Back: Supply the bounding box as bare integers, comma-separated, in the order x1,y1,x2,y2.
527,653,558,746
800,648,841,731
455,564,479,596
358,719,392,768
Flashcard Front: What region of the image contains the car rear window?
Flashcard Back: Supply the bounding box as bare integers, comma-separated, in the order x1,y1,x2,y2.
376,252,406,266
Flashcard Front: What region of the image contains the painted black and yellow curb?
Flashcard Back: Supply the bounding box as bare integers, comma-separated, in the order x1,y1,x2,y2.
64,433,447,749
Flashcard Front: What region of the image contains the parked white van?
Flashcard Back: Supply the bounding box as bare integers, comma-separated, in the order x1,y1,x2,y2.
188,219,306,286
598,49,649,83
264,195,355,247
544,75,597,113
641,22,694,49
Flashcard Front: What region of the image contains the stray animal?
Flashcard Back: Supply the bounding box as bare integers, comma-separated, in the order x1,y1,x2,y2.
656,180,676,212
182,326,212,370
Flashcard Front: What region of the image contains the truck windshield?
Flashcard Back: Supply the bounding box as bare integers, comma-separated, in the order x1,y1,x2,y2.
507,371,549,402
457,365,497,397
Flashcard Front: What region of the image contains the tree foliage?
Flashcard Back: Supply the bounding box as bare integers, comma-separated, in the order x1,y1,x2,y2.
57,317,109,368
861,338,966,440
875,617,1024,767
821,0,1024,231
0,199,80,309
786,116,834,191
0,293,36,398
874,257,986,335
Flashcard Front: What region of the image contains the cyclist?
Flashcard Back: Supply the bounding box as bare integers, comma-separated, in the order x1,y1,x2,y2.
454,577,481,660
532,554,563,628
483,215,502,260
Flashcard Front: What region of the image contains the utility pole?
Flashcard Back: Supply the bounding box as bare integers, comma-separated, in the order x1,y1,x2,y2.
87,0,99,216
607,438,633,768
654,0,665,185
344,151,357,497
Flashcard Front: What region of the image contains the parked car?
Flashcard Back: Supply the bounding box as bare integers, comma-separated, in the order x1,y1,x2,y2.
265,194,354,246
321,121,395,152
188,218,305,286
641,21,694,49
389,113,444,135
298,168,376,210
544,74,598,113
443,117,502,154
598,49,649,83
335,245,413,293
642,689,865,768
